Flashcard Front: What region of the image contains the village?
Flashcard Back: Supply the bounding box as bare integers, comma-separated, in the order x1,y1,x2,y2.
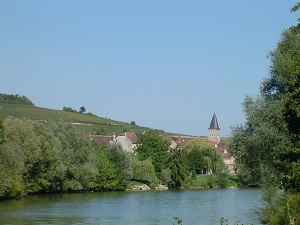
90,113,236,175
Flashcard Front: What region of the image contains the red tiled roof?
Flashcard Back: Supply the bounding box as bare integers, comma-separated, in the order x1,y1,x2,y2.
124,130,138,144
175,138,188,147
91,135,113,146
207,141,232,158
162,135,173,143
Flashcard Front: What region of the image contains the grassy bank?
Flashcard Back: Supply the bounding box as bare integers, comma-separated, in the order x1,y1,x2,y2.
190,174,240,188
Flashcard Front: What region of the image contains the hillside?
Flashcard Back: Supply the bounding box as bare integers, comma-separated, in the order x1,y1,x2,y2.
0,102,193,137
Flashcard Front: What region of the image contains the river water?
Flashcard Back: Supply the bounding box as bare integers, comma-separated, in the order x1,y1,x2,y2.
0,188,263,225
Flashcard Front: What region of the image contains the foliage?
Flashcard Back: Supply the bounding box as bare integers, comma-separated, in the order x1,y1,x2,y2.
106,143,133,189
215,158,229,188
166,149,188,188
229,96,289,187
0,94,34,106
131,155,159,185
183,137,220,174
79,106,86,114
92,143,122,191
95,126,109,135
63,106,77,113
0,117,145,197
261,188,300,225
230,4,300,224
135,130,170,173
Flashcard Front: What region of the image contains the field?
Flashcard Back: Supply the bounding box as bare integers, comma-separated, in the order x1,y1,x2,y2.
0,103,193,136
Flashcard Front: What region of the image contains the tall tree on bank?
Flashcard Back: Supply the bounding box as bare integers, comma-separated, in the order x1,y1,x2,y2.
183,138,220,175
230,3,300,224
260,7,300,191
135,130,169,173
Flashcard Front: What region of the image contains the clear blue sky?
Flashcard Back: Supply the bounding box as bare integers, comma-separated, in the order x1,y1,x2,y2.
1,1,299,137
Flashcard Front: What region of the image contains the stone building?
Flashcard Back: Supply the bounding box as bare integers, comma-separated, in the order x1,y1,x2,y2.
208,113,220,142
207,113,236,174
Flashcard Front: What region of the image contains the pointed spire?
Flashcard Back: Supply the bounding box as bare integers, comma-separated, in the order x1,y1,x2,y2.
209,113,220,130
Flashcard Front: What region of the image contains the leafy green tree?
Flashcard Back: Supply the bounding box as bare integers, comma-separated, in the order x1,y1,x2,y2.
63,106,77,113
50,122,98,191
215,158,229,188
79,106,86,114
91,142,120,191
135,130,169,173
0,118,24,197
167,149,188,188
161,168,172,186
183,138,220,175
95,126,109,135
230,4,300,223
131,154,159,185
106,143,132,189
229,96,289,187
0,94,34,106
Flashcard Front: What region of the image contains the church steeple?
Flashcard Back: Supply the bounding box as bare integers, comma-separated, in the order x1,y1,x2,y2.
209,113,220,130
208,113,220,142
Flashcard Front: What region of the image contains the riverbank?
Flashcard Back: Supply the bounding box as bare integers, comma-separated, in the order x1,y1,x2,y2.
188,174,240,188
127,174,240,192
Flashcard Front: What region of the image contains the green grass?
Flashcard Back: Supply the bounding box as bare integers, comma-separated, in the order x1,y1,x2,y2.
227,175,240,187
190,174,240,188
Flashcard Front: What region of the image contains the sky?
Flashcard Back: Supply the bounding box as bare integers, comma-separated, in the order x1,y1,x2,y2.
1,1,299,137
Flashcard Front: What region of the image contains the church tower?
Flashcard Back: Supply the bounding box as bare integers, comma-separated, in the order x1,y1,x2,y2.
208,113,220,142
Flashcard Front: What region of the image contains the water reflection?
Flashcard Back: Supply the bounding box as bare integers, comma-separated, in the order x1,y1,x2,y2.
0,188,263,225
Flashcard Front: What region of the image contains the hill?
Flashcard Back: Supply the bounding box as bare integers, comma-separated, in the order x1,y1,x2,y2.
0,101,194,137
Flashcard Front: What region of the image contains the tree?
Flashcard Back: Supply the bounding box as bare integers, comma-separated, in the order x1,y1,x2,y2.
183,138,220,175
229,96,289,187
79,106,86,114
230,4,300,223
49,122,98,191
106,143,132,189
63,106,77,113
131,155,159,185
135,130,169,173
166,149,188,188
92,143,121,191
95,126,109,135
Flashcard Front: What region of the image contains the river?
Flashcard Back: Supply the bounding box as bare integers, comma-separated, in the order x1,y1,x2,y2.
0,188,263,225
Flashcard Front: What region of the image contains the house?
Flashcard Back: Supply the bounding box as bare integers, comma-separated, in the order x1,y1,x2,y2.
90,130,139,153
90,132,116,146
163,136,188,149
124,130,138,150
115,135,133,152
174,137,188,149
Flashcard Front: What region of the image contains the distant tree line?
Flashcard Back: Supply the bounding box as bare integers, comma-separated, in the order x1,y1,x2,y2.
0,94,34,106
63,106,92,115
0,117,227,199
